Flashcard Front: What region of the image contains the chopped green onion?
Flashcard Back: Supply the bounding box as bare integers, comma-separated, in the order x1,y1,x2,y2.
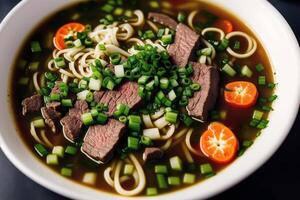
252,110,264,120
262,105,273,112
161,34,173,44
255,64,264,72
73,39,82,47
257,119,269,129
268,95,278,102
52,146,64,158
114,7,123,15
61,167,72,177
190,83,201,91
138,75,150,85
149,1,160,8
54,57,66,68
241,65,253,78
233,41,240,50
18,77,29,85
222,64,236,77
200,163,213,175
46,154,59,165
258,76,266,85
124,10,133,18
98,44,106,51
62,99,73,107
169,156,182,171
146,187,158,196
114,65,125,78
200,48,212,56
140,136,152,146
156,174,168,189
183,173,196,184
165,111,178,124
119,116,127,123
28,62,40,71
89,78,101,91
143,128,160,140
155,165,168,174
123,164,134,175
242,140,253,148
33,118,45,128
217,38,229,51
30,41,42,53
90,108,99,117
170,79,179,87
82,172,97,185
97,113,108,124
106,80,115,90
65,146,77,155
101,4,114,13
168,176,180,186
34,144,48,157
168,90,177,101
268,82,276,89
157,29,165,38
127,136,139,150
181,114,193,127
81,113,94,126
160,78,169,89
144,30,156,39
177,12,186,23
110,53,121,65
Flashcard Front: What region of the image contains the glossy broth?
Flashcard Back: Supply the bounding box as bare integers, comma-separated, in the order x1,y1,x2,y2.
10,0,275,195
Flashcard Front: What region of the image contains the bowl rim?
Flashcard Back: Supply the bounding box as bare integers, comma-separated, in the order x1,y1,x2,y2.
0,0,299,199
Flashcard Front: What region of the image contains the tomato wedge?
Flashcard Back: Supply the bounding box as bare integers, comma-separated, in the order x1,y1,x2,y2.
200,122,238,164
224,81,258,108
213,19,233,34
54,23,85,50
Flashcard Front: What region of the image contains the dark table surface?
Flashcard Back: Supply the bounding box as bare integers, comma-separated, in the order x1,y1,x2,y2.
0,0,299,199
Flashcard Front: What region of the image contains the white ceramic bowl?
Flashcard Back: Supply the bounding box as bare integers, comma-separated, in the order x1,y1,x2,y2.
0,0,299,199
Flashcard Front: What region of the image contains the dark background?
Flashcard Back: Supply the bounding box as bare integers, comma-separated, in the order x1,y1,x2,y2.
0,0,299,199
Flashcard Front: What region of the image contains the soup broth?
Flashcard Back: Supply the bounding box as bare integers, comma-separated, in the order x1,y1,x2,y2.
10,0,275,196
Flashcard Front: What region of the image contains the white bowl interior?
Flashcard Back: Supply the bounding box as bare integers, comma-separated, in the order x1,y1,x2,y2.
0,0,299,199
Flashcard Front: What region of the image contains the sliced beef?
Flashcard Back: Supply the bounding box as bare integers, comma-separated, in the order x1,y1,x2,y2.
21,94,43,116
187,62,219,121
81,119,126,163
93,91,105,103
168,23,200,67
60,100,89,142
41,107,61,132
46,102,61,110
94,82,142,116
148,12,178,30
142,147,163,162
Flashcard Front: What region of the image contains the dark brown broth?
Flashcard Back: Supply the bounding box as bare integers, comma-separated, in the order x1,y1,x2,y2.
10,0,275,195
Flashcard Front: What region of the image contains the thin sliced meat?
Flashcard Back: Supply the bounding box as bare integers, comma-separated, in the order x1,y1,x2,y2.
41,107,61,132
148,12,178,30
143,147,163,162
60,100,89,142
168,23,200,67
22,94,43,116
187,62,219,121
81,119,126,163
94,82,142,116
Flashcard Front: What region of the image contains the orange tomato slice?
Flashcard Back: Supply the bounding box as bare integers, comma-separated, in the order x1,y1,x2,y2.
54,23,85,50
213,19,233,34
224,81,258,108
200,122,238,164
